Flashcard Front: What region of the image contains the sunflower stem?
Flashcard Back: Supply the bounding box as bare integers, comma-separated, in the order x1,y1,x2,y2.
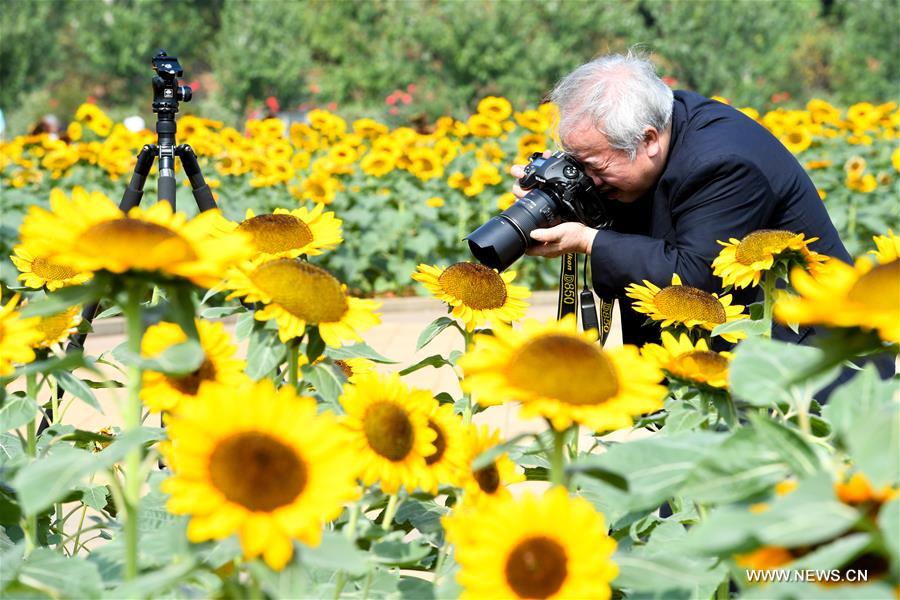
761,270,776,338
382,493,400,530
549,426,569,489
345,502,360,540
288,339,300,390
121,285,145,580
23,372,38,556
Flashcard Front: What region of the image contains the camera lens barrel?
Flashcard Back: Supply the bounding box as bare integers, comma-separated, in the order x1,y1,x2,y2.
466,189,560,272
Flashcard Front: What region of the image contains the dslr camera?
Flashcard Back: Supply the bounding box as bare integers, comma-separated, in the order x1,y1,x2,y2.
466,151,612,271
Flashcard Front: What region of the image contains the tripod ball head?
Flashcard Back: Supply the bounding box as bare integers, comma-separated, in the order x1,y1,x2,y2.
151,50,192,114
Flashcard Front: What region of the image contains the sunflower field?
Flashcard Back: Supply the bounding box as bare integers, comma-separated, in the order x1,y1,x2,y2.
0,96,898,599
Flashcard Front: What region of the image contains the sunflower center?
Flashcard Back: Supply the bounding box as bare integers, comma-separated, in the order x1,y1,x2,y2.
363,402,414,461
671,350,728,378
209,432,306,512
847,261,900,311
437,263,507,310
474,463,501,494
734,230,798,265
505,536,568,599
31,257,79,281
505,334,618,405
168,359,218,395
77,218,197,265
238,214,313,254
653,286,726,324
424,420,446,466
249,259,348,323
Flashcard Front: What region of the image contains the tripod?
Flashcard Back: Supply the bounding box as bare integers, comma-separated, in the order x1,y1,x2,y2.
38,50,217,433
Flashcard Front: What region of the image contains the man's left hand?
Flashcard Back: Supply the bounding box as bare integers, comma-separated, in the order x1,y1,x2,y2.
527,222,598,257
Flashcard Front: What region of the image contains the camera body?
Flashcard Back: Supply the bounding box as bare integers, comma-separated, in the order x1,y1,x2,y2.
466,151,612,271
151,51,192,114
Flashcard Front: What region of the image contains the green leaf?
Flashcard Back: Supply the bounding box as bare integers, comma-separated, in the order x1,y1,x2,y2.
372,534,433,566
748,413,822,477
786,532,871,571
297,531,368,576
55,370,103,412
398,354,451,376
0,396,38,432
19,281,104,319
106,559,197,600
416,317,456,350
114,340,205,376
845,402,899,488
246,327,286,380
711,317,771,339
12,445,96,516
878,498,899,568
471,432,533,470
612,550,726,595
328,342,395,363
199,306,243,319
76,485,109,511
681,427,791,504
823,365,898,439
306,327,326,363
729,337,840,408
393,499,448,536
565,463,628,492
398,577,436,600
14,352,98,378
16,548,103,599
301,363,344,407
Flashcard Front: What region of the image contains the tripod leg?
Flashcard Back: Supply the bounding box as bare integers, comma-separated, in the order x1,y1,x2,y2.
121,145,158,211
176,145,217,212
157,119,178,208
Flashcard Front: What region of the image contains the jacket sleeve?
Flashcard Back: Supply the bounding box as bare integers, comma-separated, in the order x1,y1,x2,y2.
590,156,776,297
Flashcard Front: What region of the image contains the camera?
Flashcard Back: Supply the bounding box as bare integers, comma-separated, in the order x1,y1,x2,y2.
151,50,192,114
466,151,612,271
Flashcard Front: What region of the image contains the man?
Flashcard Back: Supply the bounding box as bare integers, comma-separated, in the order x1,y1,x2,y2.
511,52,850,349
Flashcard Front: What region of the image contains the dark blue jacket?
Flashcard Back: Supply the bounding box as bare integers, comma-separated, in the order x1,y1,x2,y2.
590,90,851,347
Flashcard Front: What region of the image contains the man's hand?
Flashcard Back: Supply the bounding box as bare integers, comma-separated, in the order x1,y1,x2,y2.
527,222,598,257
510,150,553,199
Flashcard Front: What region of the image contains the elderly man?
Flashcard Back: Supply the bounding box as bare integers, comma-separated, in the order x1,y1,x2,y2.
511,53,851,348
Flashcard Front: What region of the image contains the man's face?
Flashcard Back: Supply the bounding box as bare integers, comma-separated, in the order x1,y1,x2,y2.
562,120,665,204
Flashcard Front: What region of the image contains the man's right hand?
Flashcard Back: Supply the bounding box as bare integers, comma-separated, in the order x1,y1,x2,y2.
508,150,553,199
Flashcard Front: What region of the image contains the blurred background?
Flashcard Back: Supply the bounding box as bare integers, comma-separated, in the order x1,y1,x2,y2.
2,0,898,135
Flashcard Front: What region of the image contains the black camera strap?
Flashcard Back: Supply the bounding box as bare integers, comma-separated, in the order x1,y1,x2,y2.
558,253,614,345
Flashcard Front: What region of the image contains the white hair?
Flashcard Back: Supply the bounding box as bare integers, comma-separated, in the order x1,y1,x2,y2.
550,52,674,160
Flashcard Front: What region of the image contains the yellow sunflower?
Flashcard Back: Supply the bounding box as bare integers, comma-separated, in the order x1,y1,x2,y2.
0,294,41,376
467,114,503,138
18,187,252,288
225,258,380,345
332,357,376,381
640,331,733,389
442,486,618,599
338,373,436,494
406,147,444,181
624,274,748,343
360,151,397,177
294,172,342,204
774,256,900,344
141,320,248,413
461,425,525,505
412,263,530,331
780,127,812,154
459,315,666,432
712,229,826,289
870,229,899,264
11,245,92,290
232,205,342,259
418,402,469,494
160,379,359,570
477,96,513,122
31,305,82,349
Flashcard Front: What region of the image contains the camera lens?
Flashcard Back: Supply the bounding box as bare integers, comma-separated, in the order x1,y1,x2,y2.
466,189,560,271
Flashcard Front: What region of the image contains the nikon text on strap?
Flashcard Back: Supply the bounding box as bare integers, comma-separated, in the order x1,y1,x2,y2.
557,253,614,345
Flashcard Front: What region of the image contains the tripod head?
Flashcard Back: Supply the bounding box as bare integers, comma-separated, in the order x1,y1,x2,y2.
151,50,192,116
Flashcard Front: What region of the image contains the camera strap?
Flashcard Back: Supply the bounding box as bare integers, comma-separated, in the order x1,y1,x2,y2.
557,253,614,346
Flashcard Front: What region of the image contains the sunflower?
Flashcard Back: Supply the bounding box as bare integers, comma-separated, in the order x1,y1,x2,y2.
0,294,40,376
711,229,826,290
418,402,469,494
18,187,252,288
232,205,342,259
224,258,380,345
640,331,733,389
412,263,530,331
624,274,748,343
477,96,513,122
870,230,899,264
338,373,436,494
774,256,900,344
295,172,341,204
160,379,359,570
353,118,389,139
459,315,666,432
360,151,397,177
31,305,82,349
461,425,525,504
442,486,618,599
11,245,92,290
141,320,247,413
406,147,444,181
467,114,503,138
834,472,898,506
